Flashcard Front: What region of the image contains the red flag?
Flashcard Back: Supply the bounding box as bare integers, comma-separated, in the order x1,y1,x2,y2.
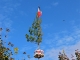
37,7,42,18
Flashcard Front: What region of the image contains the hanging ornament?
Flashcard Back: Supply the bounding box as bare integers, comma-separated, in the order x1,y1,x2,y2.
34,49,44,59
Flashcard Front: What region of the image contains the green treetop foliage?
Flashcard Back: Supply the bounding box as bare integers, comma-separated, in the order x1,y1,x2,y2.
58,49,80,60
0,40,13,60
0,28,14,60
75,50,80,60
25,14,43,45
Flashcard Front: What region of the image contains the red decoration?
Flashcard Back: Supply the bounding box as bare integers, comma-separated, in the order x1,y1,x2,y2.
37,7,42,18
37,11,42,18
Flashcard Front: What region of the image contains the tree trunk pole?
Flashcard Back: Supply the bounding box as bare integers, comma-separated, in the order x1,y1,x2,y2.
38,58,40,60
38,43,40,49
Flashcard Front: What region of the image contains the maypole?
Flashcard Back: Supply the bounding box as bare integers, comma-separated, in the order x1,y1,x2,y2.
25,6,44,60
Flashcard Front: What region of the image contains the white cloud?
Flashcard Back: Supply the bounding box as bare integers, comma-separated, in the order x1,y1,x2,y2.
40,26,80,60
4,18,13,28
41,41,80,60
20,44,37,52
76,9,80,14
0,14,13,29
0,1,21,16
52,2,59,6
42,23,53,29
45,26,80,46
19,11,28,16
45,6,52,9
44,2,59,9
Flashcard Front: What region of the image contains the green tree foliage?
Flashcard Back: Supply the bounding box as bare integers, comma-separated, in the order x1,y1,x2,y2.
75,49,80,60
58,52,69,60
25,15,43,45
0,40,12,60
58,49,80,60
0,28,14,60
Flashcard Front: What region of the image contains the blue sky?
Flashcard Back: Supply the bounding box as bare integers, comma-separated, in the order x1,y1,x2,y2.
0,0,80,60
